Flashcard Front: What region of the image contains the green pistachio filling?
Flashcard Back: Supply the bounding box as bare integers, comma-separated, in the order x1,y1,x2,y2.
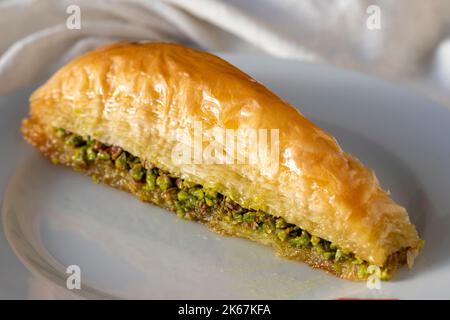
55,128,393,280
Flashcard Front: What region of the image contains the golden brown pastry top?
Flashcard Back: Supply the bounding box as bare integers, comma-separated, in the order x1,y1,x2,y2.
28,42,421,265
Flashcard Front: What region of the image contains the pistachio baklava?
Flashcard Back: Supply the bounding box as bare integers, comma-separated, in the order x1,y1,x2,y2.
22,42,422,281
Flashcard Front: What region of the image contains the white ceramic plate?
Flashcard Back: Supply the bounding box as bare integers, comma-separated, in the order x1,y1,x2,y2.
1,54,450,299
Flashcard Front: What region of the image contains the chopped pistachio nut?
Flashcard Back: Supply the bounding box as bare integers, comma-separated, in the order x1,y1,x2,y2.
232,211,243,223
357,264,368,279
352,256,364,265
205,189,218,199
255,210,266,222
86,147,97,161
262,220,275,234
177,190,189,201
191,188,204,200
97,150,110,160
177,179,196,189
275,217,287,229
73,146,87,164
323,251,334,260
335,249,344,262
130,164,144,181
156,174,172,191
276,229,289,241
310,235,321,247
380,269,391,281
242,212,256,223
145,170,157,190
205,198,215,207
291,232,310,248
115,152,128,170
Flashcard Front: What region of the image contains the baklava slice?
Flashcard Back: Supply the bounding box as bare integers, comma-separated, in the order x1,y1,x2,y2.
22,42,422,281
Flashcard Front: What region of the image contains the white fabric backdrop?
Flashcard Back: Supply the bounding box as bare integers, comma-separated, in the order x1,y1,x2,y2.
0,0,449,106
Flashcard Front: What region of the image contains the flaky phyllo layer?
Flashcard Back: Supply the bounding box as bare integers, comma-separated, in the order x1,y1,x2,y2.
21,120,420,280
